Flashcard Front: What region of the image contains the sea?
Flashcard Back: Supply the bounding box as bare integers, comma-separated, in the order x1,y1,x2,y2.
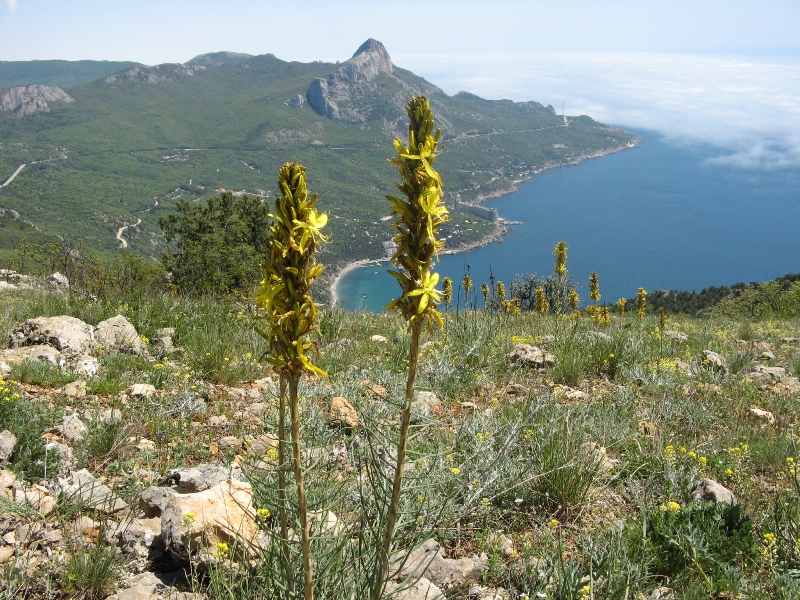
336,128,800,312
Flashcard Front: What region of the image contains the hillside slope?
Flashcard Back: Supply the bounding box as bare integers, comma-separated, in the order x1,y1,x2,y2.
0,40,637,267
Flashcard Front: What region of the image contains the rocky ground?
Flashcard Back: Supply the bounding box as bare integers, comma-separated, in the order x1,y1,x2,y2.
2,270,800,599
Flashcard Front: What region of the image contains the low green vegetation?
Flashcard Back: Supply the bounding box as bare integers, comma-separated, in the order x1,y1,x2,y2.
0,46,636,269
1,270,799,598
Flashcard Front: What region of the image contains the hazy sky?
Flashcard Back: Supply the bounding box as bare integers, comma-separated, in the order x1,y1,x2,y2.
2,0,800,166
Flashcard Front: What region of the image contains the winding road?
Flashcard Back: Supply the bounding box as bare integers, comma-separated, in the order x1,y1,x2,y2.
0,163,26,188
115,217,141,249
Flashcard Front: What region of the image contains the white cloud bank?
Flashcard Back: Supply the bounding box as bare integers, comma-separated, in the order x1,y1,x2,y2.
395,51,800,170
1,0,18,10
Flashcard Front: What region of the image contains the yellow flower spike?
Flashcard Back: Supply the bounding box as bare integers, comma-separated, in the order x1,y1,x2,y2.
553,241,568,277
377,96,449,599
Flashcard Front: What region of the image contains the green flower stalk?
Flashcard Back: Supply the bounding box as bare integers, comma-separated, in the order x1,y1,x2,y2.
616,298,626,317
442,276,453,307
496,281,506,302
589,271,601,304
637,287,648,319
255,162,328,600
554,241,568,277
569,288,580,312
535,286,549,315
377,95,448,600
481,282,490,308
463,274,473,310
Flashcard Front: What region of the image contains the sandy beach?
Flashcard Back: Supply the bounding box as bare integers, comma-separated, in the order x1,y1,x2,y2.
330,258,388,307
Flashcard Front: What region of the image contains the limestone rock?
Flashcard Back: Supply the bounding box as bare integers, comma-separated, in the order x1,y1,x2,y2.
398,538,488,587
553,385,588,403
329,396,359,429
140,485,178,518
72,354,100,378
62,413,88,443
691,478,737,505
507,344,556,368
112,517,163,558
166,463,231,493
747,364,787,385
749,406,776,425
47,272,70,292
161,479,258,563
95,314,145,355
9,315,94,357
285,94,305,108
371,334,388,342
306,39,440,124
128,383,157,398
701,350,726,371
247,433,278,456
385,577,445,600
0,85,74,116
137,438,156,452
59,468,128,513
0,360,9,376
0,344,61,366
217,436,243,451
0,430,16,462
58,380,87,399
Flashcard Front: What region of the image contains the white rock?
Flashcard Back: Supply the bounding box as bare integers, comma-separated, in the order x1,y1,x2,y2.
62,413,88,443
0,430,17,462
160,479,258,563
128,383,157,398
95,314,145,356
749,406,776,425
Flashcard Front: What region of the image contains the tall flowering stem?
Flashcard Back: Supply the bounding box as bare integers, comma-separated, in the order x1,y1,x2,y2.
637,287,648,319
589,271,601,304
255,162,328,600
554,241,568,277
376,95,448,600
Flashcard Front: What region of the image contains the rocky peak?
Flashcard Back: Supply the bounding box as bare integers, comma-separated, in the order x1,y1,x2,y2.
0,85,74,116
306,39,404,123
338,38,394,82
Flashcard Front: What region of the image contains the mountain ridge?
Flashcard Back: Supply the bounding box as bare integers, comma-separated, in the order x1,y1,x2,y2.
0,39,638,269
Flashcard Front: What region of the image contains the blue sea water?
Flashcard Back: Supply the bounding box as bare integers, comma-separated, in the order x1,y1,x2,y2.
337,129,800,312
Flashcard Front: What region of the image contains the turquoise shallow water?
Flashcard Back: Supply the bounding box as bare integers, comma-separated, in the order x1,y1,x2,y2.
337,129,800,312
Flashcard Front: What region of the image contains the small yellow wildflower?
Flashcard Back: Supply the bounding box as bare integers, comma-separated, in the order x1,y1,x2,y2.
256,508,271,520
660,501,681,514
451,467,460,475
548,518,559,529
216,542,229,557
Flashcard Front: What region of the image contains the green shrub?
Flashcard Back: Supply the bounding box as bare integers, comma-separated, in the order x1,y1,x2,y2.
634,500,757,593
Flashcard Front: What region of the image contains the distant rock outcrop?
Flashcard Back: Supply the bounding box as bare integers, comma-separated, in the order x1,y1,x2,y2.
187,51,254,67
103,64,206,86
0,85,74,116
306,38,441,124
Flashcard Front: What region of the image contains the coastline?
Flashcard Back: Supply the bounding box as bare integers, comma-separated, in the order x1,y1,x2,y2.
329,139,639,305
330,258,386,308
